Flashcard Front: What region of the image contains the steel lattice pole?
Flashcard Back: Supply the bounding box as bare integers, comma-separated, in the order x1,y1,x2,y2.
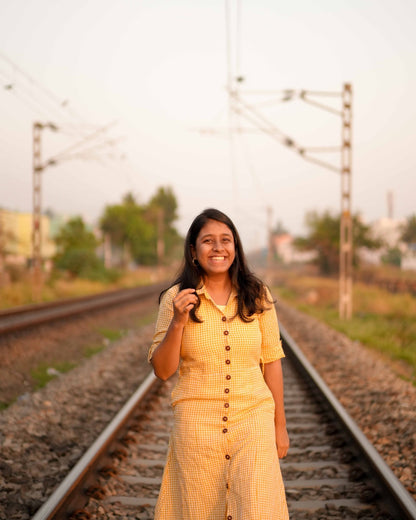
339,84,353,319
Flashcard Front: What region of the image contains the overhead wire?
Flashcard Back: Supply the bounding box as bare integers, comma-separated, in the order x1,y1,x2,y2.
0,52,141,210
225,0,239,202
0,51,91,132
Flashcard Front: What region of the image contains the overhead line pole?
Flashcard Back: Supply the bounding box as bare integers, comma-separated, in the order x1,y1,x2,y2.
225,83,353,319
31,121,120,301
32,122,58,300
339,84,353,319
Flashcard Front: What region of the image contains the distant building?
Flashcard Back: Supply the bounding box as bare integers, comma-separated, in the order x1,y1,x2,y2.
401,244,416,271
369,217,405,248
358,216,416,271
0,208,57,265
271,233,317,264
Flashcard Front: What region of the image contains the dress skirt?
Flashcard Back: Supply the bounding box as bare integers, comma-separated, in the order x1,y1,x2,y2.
154,396,289,520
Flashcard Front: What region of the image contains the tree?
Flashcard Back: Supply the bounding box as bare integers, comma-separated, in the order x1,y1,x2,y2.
100,193,154,266
54,216,103,278
401,214,416,245
148,186,178,226
382,247,402,267
146,186,182,263
295,210,380,275
272,221,288,235
100,188,182,267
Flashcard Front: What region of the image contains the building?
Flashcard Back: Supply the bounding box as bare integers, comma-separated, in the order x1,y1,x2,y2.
0,208,56,266
358,217,416,271
271,233,317,265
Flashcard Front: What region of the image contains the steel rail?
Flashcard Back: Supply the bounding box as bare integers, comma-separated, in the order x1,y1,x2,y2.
31,371,158,520
280,323,416,520
0,282,166,334
29,322,416,519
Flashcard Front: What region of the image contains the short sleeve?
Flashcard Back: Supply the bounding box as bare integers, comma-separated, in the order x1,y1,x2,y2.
258,287,285,364
147,285,178,363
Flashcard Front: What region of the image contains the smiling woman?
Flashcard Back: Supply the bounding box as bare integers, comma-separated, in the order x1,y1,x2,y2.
148,208,289,520
190,219,236,283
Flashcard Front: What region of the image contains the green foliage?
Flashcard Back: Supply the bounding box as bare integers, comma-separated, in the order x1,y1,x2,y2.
54,216,107,279
84,344,105,358
321,311,416,381
274,275,416,384
98,327,124,341
136,309,158,327
100,186,183,266
295,210,381,275
55,216,98,252
100,192,154,266
147,186,183,262
382,247,402,267
148,186,178,225
401,214,416,244
31,361,76,389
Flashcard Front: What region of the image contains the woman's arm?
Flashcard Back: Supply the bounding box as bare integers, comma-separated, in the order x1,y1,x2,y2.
151,288,197,381
263,359,289,458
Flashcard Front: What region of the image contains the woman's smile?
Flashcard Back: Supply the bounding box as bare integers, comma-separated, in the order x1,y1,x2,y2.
192,220,236,277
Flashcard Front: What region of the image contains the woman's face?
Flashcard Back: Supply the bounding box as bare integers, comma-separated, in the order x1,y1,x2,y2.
192,219,236,278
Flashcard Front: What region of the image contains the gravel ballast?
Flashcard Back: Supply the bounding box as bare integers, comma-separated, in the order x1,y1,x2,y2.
0,298,415,519
276,299,416,501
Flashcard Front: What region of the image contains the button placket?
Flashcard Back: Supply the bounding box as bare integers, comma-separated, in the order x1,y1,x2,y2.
222,317,230,434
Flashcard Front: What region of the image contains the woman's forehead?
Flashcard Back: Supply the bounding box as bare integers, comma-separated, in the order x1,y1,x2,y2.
198,219,233,237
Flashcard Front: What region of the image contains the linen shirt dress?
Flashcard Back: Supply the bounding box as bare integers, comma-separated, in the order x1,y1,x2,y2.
148,284,289,520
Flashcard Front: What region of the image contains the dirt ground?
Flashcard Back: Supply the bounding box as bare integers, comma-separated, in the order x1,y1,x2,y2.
0,296,159,406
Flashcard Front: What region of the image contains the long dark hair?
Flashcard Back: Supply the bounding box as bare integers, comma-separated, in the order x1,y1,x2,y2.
161,208,272,322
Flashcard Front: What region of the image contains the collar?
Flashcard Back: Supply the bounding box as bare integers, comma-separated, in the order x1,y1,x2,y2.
196,284,238,303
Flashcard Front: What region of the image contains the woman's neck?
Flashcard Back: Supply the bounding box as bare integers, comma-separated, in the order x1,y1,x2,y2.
203,275,232,305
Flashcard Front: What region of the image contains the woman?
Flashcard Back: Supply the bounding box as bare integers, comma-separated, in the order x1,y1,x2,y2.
148,208,289,520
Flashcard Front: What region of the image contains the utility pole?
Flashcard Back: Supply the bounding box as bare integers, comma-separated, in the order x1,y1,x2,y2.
339,84,353,319
32,122,58,300
156,208,165,267
0,209,5,288
222,83,354,319
31,121,116,300
266,206,273,280
339,83,352,319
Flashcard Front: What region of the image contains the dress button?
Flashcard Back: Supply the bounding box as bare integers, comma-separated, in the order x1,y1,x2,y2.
224,402,229,408
225,359,231,364
223,416,228,421
226,375,231,380
225,454,230,460
225,345,231,351
223,330,229,335
223,428,228,433
224,388,230,393
227,516,232,520
222,316,227,322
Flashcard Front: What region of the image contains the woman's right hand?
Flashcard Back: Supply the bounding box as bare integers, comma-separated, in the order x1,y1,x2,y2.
172,288,198,326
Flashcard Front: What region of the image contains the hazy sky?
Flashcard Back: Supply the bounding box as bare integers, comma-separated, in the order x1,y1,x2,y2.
1,0,415,251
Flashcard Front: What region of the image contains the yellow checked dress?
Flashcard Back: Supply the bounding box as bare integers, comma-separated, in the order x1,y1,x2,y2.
148,285,289,520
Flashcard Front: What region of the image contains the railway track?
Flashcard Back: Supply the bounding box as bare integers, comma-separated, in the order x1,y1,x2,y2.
30,325,416,520
0,283,166,335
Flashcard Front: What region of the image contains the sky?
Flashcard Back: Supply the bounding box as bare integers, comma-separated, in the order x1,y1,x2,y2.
0,0,415,252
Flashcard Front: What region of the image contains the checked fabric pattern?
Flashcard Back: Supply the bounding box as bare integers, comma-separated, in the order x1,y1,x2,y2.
149,284,289,520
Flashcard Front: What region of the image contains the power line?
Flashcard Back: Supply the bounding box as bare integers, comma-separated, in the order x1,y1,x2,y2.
0,51,90,130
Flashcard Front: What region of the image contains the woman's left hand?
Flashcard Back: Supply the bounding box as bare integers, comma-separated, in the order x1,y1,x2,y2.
275,424,289,459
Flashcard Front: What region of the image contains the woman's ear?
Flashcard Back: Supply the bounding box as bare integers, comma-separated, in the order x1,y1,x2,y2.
190,244,195,258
